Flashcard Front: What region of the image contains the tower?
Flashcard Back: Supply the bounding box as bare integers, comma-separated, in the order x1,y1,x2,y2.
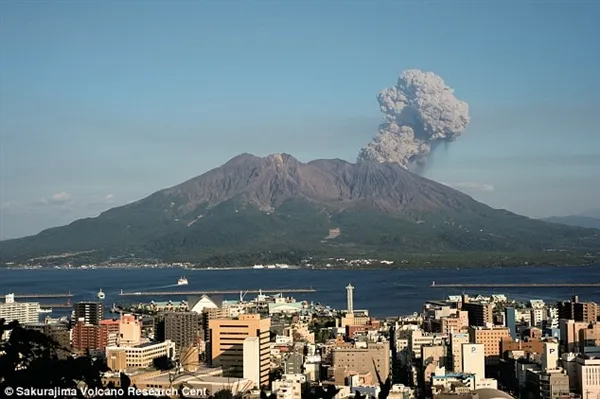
346,284,354,315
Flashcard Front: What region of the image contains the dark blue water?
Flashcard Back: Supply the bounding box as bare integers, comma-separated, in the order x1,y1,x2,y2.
1,265,600,318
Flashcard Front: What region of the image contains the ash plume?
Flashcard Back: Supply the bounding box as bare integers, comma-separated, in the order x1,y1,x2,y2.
358,69,470,169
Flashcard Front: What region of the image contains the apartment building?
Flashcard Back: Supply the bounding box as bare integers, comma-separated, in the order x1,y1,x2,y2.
208,314,271,387
74,302,105,326
462,301,494,327
469,326,510,365
331,341,390,380
0,294,40,324
558,296,598,323
164,311,201,351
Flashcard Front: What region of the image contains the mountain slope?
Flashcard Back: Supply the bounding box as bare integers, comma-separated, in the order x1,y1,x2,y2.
542,215,600,229
1,153,599,265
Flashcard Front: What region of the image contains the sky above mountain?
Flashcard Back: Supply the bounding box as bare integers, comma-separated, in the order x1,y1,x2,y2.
1,1,599,239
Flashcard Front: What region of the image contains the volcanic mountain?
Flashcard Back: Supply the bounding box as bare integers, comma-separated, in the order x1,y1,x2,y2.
1,153,598,266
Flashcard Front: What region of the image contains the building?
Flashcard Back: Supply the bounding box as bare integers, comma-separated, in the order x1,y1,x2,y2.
440,312,469,334
500,338,544,358
576,356,600,399
560,319,589,352
0,294,40,324
449,332,470,372
469,326,510,365
462,344,485,383
72,320,102,354
505,307,517,340
346,284,355,315
164,311,201,352
23,322,71,357
208,314,271,387
105,340,175,371
579,322,600,351
243,337,261,389
189,295,222,314
74,302,104,326
119,314,142,346
99,319,120,348
272,374,308,399
284,352,304,375
331,341,390,381
542,342,559,371
462,301,494,327
558,296,598,323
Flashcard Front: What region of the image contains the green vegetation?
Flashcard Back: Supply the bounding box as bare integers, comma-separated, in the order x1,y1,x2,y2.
1,197,598,268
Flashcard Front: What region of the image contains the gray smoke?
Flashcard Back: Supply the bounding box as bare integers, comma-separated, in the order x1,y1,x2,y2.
358,69,470,169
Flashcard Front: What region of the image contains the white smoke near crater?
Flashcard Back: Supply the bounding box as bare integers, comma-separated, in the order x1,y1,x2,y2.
358,69,470,169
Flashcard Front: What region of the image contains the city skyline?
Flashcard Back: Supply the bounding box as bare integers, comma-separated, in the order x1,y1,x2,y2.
1,1,599,239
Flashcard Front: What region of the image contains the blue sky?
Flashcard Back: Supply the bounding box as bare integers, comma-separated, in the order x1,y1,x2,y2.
1,1,599,239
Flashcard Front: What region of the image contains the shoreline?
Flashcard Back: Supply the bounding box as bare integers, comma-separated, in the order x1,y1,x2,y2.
2,262,599,271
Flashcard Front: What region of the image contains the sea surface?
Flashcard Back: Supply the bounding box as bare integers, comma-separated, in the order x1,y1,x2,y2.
1,265,599,319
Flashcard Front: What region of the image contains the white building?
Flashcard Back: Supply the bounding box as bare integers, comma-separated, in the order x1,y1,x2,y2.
542,342,559,371
105,340,175,370
462,343,485,385
243,336,261,389
272,374,306,399
0,294,40,325
577,356,600,399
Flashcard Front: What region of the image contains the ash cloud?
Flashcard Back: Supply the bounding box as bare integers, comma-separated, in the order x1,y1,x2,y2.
358,69,470,169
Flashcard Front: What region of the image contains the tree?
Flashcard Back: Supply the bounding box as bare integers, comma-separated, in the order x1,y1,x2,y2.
0,319,168,398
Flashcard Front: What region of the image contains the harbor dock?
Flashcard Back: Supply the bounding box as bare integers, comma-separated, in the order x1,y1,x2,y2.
118,288,316,296
430,282,600,288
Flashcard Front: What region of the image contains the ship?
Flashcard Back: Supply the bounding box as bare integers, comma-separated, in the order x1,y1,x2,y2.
177,277,188,285
97,289,105,299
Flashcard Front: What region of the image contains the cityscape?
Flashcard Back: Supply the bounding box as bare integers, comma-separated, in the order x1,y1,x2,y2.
2,281,600,398
1,1,599,399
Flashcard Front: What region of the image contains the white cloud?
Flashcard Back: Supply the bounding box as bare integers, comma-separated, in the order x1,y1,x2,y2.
105,194,114,200
37,191,73,206
444,181,495,193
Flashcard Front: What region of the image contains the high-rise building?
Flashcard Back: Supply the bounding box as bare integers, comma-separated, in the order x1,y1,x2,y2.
209,314,271,387
164,312,201,352
99,319,120,348
462,343,485,382
346,284,354,315
74,302,104,326
505,307,517,340
72,320,102,355
462,301,494,327
560,319,589,352
0,294,40,324
469,326,510,365
449,332,470,372
542,342,559,371
243,337,261,389
558,296,598,323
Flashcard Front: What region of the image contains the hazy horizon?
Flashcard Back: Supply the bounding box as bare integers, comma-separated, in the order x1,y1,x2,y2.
1,1,599,239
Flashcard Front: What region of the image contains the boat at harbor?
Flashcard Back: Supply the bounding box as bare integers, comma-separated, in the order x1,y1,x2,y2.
177,277,188,285
97,289,105,299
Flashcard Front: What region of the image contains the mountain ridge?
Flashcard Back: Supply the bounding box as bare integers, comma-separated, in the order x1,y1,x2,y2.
1,153,599,266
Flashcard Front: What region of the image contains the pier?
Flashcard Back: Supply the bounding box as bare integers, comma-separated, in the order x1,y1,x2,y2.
430,283,600,288
7,292,73,299
118,288,317,297
40,303,73,309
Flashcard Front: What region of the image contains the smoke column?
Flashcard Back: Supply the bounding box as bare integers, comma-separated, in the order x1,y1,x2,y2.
357,69,470,169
